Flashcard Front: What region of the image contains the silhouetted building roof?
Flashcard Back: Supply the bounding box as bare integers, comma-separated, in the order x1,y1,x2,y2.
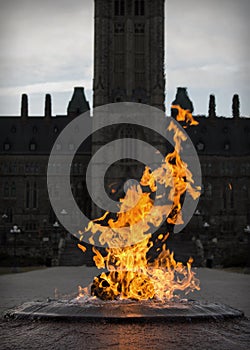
0,87,91,155
186,116,250,156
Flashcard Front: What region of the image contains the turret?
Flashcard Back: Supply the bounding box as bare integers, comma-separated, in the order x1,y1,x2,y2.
44,94,52,120
232,94,240,119
21,94,28,120
171,87,194,119
67,87,90,118
208,94,216,119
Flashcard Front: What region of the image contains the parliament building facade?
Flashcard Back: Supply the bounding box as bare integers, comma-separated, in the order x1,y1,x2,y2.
0,0,249,266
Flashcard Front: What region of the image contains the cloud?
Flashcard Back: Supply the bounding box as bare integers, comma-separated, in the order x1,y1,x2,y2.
0,0,249,116
0,0,94,87
166,0,250,115
0,79,91,96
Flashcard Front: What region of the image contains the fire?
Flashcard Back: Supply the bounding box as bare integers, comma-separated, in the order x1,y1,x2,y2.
171,104,199,127
78,106,201,301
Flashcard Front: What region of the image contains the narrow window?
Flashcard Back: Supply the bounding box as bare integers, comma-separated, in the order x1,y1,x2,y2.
7,208,12,223
29,142,37,151
54,184,59,199
135,0,144,16
115,0,119,15
49,208,56,224
140,0,145,15
26,182,30,208
223,186,226,209
4,182,9,197
115,0,125,16
230,187,234,209
33,182,37,208
3,143,10,151
120,0,125,15
206,183,212,198
135,0,139,15
76,182,83,198
11,182,16,197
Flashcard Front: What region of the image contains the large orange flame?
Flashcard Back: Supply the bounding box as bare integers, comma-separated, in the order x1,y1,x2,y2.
78,106,201,301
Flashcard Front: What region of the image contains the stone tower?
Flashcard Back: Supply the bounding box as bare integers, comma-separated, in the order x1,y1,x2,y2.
91,0,166,218
93,0,165,111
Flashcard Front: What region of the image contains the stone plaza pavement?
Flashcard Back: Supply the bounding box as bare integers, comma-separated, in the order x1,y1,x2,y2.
0,267,249,350
0,266,249,317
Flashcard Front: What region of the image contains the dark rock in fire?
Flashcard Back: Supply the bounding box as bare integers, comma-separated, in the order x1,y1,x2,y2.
91,272,155,301
91,273,119,301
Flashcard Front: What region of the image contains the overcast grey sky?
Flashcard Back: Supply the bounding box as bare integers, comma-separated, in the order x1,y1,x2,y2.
0,0,249,116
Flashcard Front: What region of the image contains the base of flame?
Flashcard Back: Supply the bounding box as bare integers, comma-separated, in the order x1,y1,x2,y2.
5,299,244,322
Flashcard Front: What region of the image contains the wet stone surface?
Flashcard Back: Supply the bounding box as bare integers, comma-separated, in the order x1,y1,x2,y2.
0,316,250,350
1,267,249,349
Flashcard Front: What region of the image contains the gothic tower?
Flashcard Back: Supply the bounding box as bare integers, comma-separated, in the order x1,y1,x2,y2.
93,0,165,110
91,0,166,218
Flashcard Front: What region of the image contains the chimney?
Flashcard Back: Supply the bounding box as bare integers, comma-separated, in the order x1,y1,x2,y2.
44,94,52,120
232,94,240,119
21,94,28,120
208,94,216,119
